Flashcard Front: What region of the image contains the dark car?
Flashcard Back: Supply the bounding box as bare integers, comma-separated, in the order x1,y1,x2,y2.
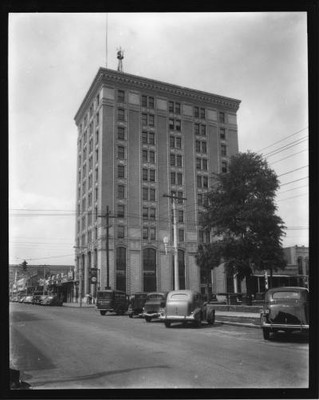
128,292,148,318
260,286,309,340
96,290,128,316
142,292,168,322
161,290,216,328
42,294,63,306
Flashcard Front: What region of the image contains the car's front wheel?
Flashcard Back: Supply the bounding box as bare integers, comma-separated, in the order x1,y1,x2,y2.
164,321,171,328
100,310,106,316
145,316,152,322
194,317,201,328
263,328,270,340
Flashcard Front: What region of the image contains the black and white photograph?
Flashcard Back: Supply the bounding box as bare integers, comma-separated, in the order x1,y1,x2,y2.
6,8,316,396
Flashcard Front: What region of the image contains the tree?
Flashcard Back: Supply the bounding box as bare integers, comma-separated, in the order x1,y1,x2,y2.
197,151,286,295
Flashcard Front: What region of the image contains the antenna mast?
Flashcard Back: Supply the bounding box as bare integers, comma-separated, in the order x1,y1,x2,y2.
117,47,124,72
105,13,108,68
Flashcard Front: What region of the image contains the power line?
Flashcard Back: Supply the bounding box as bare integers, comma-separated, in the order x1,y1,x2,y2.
256,127,308,153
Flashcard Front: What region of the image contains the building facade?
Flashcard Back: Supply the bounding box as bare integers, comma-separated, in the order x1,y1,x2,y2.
74,68,241,298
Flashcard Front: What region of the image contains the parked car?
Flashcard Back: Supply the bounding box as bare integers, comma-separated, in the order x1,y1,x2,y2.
32,292,44,305
128,292,148,318
161,290,216,328
96,290,128,316
23,296,34,304
142,292,168,322
260,286,309,340
42,294,63,306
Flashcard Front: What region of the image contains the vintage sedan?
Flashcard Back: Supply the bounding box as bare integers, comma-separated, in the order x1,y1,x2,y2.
260,286,309,340
161,290,216,328
128,292,148,318
142,292,168,322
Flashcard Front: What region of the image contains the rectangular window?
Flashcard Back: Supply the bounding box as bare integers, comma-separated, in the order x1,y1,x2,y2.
201,125,206,136
219,112,225,123
200,108,205,119
149,169,155,182
118,185,125,199
196,158,201,170
178,229,184,242
143,227,148,240
143,207,148,220
196,140,201,152
171,172,176,185
176,155,182,167
197,175,202,188
95,168,98,180
148,132,155,145
203,176,208,188
149,114,155,127
117,165,125,178
142,113,148,126
175,103,181,114
202,159,208,170
142,150,148,163
150,227,156,240
118,204,125,218
96,112,99,125
118,109,125,121
202,142,207,153
169,118,175,130
143,187,148,201
142,131,148,144
177,191,183,204
150,188,155,201
143,168,148,181
169,101,174,113
194,106,199,118
149,97,154,109
177,173,182,185
118,226,125,239
149,151,155,164
118,90,125,103
150,208,156,220
170,136,175,148
170,154,175,166
176,137,181,149
194,123,200,136
221,161,228,173
221,144,227,157
118,146,125,159
175,120,181,132
95,129,99,144
118,126,125,140
178,210,184,223
142,95,147,107
220,128,226,140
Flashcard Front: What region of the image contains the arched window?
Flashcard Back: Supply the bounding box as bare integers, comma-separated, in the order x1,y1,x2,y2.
143,248,156,292
116,247,126,292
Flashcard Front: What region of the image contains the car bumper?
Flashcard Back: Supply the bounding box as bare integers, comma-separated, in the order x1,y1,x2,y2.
142,312,161,318
261,316,309,330
160,314,196,321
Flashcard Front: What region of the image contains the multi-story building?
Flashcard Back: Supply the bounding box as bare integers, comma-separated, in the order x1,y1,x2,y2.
74,67,240,298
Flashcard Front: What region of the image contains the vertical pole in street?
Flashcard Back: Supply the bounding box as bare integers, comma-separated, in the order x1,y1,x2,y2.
79,256,83,307
106,205,110,290
172,198,179,291
163,194,187,291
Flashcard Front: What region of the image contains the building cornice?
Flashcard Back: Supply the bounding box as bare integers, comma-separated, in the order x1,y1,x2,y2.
74,67,241,123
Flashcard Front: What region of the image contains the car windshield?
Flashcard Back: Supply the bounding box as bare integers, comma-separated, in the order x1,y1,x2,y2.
147,294,163,300
97,292,112,299
272,291,301,299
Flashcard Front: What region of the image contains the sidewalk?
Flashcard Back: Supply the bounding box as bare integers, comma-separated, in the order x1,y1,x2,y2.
63,302,261,328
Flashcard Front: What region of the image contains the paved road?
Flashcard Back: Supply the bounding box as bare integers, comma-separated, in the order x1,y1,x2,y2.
10,303,309,389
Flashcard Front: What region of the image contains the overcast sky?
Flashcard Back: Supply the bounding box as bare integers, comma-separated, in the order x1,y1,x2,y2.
9,12,308,265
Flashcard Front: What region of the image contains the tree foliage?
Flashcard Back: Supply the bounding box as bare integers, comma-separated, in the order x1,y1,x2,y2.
196,152,286,286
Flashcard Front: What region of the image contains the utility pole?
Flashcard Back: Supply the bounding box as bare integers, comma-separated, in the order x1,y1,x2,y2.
163,194,187,291
98,205,117,290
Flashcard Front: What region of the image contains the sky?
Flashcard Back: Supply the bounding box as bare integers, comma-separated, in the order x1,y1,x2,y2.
9,12,309,266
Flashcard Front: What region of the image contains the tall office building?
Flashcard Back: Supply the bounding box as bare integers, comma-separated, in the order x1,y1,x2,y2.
74,67,240,298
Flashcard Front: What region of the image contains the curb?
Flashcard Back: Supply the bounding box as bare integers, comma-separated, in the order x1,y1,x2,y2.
216,319,260,329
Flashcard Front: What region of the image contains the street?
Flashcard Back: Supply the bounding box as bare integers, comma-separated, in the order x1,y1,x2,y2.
10,302,309,389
